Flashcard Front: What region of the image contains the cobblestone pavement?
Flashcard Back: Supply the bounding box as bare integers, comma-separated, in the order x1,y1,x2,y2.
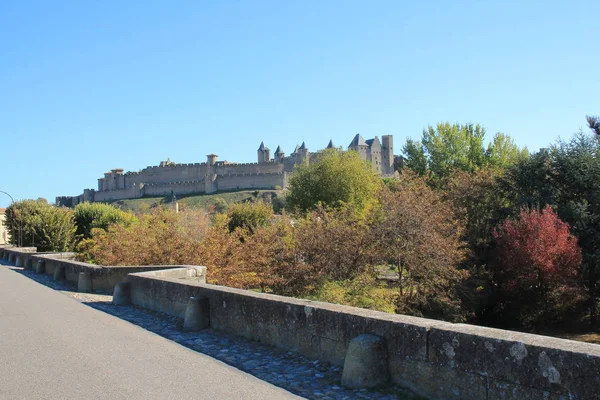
6,265,424,400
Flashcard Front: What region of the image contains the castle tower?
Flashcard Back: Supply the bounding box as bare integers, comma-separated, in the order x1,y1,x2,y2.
207,154,218,166
205,154,218,193
257,142,270,163
327,140,334,149
297,142,309,165
381,135,394,175
274,145,285,163
348,134,369,161
365,136,382,173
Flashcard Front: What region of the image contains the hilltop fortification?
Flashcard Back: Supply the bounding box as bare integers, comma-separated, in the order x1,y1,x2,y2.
56,134,395,206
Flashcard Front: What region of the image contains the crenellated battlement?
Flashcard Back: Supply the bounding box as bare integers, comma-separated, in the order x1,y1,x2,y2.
57,134,394,205
144,179,205,187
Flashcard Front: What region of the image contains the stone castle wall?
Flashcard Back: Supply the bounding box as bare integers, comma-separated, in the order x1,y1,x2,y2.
57,135,396,206
123,163,209,187
93,185,140,203
216,173,286,192
214,161,284,176
142,180,206,197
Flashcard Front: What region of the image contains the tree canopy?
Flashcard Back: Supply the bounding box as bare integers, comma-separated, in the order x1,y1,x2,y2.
491,206,584,329
285,148,382,213
402,123,527,185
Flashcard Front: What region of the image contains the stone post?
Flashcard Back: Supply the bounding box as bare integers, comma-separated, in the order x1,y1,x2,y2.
341,334,390,389
24,258,32,270
15,255,23,267
77,272,93,292
113,281,131,305
182,297,210,331
35,260,46,274
54,265,66,281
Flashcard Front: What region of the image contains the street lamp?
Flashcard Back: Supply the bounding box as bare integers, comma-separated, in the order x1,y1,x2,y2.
0,190,22,247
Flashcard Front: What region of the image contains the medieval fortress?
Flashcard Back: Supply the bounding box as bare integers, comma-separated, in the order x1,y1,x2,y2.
56,134,395,206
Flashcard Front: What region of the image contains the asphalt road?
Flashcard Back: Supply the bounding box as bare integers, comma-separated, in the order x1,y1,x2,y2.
0,263,301,399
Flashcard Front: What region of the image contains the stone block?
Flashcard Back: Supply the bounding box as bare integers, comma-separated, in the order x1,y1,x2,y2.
389,357,488,400
341,334,390,388
113,281,131,305
35,260,45,274
77,272,93,292
183,296,210,331
428,324,600,398
24,258,32,270
53,264,66,281
487,378,566,400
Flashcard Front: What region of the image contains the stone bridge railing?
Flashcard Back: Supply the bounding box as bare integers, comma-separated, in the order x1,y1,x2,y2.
1,245,599,400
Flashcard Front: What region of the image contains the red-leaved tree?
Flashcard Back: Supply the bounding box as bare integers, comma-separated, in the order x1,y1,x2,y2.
491,206,585,329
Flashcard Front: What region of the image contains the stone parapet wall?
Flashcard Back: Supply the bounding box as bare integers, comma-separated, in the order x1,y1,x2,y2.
0,248,188,293
128,268,600,400
3,250,598,400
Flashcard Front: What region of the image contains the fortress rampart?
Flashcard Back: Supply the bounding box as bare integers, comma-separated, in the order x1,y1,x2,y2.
56,135,397,206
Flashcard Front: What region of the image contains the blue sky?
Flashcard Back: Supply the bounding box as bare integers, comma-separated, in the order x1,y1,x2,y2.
1,0,598,207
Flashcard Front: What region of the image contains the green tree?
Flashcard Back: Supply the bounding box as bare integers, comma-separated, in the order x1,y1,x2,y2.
402,139,428,176
498,121,600,327
403,123,486,182
3,199,76,251
551,130,600,326
446,168,509,264
73,202,137,239
486,132,529,169
499,149,557,211
286,148,382,213
403,123,527,186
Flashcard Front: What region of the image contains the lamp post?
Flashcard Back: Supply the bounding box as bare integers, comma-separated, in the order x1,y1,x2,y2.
0,190,21,247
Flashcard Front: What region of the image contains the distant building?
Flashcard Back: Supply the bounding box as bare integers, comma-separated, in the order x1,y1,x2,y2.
57,134,399,206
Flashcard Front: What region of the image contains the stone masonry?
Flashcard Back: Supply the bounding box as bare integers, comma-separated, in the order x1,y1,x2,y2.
56,134,396,206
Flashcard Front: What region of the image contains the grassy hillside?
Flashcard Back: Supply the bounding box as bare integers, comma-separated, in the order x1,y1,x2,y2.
109,190,283,213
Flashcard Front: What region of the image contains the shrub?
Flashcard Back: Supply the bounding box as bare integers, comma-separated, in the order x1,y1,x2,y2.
226,202,273,233
78,208,209,265
3,199,76,251
73,202,137,239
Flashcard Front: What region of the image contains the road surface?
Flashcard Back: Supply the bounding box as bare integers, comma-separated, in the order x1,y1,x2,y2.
0,263,301,399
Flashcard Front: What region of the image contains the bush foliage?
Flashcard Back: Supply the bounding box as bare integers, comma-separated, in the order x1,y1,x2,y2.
3,199,76,252
73,202,137,239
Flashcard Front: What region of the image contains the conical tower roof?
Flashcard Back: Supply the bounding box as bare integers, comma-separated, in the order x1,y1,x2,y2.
298,141,307,150
258,141,270,151
327,139,334,148
349,134,366,147
275,145,284,154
